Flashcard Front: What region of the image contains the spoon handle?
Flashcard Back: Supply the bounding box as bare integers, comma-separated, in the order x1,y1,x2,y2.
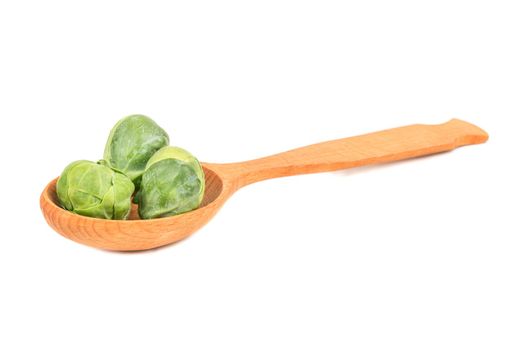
217,119,488,188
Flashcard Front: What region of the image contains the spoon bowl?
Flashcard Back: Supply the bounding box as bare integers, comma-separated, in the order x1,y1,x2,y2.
40,165,232,250
40,119,488,251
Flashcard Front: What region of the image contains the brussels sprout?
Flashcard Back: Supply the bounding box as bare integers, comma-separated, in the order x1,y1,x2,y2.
103,115,169,188
56,160,135,220
138,146,205,219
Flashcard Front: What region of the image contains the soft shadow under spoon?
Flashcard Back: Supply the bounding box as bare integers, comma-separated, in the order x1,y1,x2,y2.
40,119,488,251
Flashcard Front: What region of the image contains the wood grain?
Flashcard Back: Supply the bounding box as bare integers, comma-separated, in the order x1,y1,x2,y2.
209,119,489,188
40,119,488,251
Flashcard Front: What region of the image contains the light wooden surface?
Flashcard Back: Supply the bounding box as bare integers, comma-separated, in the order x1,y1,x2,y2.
40,119,488,251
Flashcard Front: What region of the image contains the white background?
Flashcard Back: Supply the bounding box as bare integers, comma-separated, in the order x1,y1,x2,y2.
1,1,515,349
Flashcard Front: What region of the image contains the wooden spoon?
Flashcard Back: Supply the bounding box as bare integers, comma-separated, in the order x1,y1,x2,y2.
40,119,488,251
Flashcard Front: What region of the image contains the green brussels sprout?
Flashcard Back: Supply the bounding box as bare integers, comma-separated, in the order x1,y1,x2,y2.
56,160,135,220
103,115,169,189
138,146,205,219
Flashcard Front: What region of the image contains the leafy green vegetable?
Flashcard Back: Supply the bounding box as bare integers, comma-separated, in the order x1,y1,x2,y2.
138,147,205,219
56,160,134,219
103,115,169,189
